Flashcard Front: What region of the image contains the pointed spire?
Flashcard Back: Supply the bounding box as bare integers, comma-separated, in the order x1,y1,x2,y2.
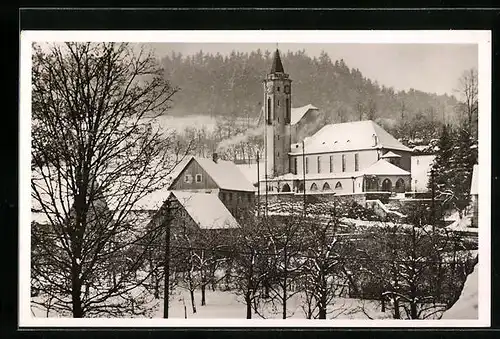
270,49,285,74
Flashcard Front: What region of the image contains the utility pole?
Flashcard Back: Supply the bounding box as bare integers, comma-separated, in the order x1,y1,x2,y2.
163,200,171,318
430,168,436,232
302,140,306,217
257,151,260,217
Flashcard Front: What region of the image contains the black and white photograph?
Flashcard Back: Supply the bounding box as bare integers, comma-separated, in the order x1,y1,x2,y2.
19,30,491,327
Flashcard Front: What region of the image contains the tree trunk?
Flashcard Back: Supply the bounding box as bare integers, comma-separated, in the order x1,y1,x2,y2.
245,293,252,319
190,289,197,314
71,271,83,318
201,284,206,306
318,277,327,319
393,298,400,319
410,301,418,319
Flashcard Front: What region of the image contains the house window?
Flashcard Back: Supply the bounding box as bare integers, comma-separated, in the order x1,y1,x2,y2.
335,181,342,190
329,155,333,173
277,86,280,92
277,135,280,140
196,174,202,183
416,159,420,165
184,174,192,183
354,153,359,172
277,99,280,106
305,157,309,174
342,154,346,172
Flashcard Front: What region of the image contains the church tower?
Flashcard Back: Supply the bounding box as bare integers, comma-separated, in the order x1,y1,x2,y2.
263,49,292,178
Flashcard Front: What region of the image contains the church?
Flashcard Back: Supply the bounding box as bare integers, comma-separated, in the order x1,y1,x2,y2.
256,49,412,196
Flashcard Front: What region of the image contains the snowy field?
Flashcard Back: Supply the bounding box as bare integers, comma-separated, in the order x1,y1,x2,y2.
31,288,446,320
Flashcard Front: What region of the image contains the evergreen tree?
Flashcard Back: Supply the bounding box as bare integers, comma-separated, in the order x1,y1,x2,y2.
448,122,478,217
428,124,454,196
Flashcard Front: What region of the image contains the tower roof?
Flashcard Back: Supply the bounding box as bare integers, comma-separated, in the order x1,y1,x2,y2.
270,49,285,73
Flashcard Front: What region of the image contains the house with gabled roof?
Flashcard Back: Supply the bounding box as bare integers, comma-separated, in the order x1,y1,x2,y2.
167,153,256,221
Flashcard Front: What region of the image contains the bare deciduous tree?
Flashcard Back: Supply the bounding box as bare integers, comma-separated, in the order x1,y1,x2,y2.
455,68,478,137
31,42,191,317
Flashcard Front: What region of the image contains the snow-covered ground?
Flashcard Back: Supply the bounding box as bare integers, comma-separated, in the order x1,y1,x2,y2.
441,263,478,319
32,288,445,320
445,214,478,233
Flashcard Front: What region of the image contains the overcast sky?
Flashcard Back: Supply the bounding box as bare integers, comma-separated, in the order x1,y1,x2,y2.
146,43,477,96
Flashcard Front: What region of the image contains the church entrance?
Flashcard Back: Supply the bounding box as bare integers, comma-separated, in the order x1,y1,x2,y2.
395,178,405,193
381,178,392,192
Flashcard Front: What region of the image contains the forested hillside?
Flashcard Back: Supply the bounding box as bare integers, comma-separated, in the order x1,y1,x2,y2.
161,49,460,127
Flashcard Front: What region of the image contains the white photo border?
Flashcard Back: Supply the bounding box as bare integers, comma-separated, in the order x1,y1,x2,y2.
19,29,492,328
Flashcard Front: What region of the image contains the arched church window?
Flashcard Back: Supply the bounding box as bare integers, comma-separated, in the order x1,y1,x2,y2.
310,183,318,191
267,98,272,125
323,182,331,191
335,181,343,190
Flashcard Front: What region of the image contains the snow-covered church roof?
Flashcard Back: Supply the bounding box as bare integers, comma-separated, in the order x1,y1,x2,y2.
292,120,411,155
290,104,319,125
257,104,318,126
381,150,401,159
362,159,410,176
170,191,239,229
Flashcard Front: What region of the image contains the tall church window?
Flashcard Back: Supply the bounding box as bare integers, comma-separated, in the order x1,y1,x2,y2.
317,156,321,173
286,98,290,123
354,153,359,171
294,157,298,174
305,157,309,174
342,154,346,172
329,155,334,172
267,98,272,124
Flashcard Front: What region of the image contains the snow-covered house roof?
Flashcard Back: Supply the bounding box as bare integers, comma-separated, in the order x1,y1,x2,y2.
381,151,401,159
291,120,411,155
290,104,319,125
236,162,266,185
470,164,478,195
170,191,239,229
362,159,410,176
169,156,255,192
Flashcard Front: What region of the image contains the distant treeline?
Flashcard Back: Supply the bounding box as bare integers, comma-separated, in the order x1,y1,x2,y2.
161,49,460,129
